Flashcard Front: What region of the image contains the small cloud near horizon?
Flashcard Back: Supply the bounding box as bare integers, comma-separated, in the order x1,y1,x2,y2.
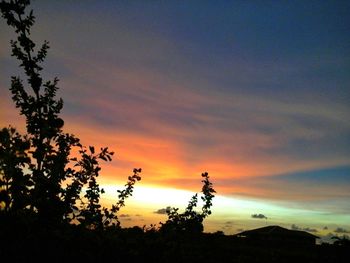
154,206,171,214
291,224,318,233
223,221,234,230
119,214,130,218
334,227,349,233
251,214,268,219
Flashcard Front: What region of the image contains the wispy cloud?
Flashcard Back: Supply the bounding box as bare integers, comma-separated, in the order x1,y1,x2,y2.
291,224,318,233
334,227,349,234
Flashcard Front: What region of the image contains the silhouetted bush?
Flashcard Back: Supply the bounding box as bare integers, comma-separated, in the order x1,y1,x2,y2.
0,0,140,228
160,172,216,235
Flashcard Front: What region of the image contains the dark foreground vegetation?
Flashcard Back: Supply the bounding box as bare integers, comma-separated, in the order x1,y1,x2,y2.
0,1,348,262
1,216,349,263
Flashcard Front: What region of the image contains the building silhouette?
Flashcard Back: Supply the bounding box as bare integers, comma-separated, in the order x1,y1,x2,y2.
235,225,319,246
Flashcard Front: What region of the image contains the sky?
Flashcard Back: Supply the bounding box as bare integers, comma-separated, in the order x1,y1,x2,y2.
0,0,349,239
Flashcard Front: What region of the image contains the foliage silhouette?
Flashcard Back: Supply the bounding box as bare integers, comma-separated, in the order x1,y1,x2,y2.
160,172,216,234
332,236,350,247
0,0,141,228
0,126,31,212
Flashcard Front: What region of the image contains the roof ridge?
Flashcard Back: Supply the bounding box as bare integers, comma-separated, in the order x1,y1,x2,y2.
268,225,277,233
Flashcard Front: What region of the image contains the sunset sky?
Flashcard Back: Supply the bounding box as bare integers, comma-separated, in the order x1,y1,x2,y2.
1,0,349,239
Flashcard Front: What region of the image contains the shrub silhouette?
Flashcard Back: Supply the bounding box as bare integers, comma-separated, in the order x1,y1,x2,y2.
332,236,350,247
160,172,216,235
0,0,141,228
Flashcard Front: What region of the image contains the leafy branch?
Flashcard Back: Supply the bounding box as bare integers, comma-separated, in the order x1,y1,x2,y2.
0,0,141,228
160,172,216,234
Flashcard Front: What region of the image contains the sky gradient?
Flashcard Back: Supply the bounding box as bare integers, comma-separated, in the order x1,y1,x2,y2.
1,0,349,239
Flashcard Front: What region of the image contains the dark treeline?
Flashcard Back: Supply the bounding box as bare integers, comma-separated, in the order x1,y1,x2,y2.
0,1,348,262
1,220,349,263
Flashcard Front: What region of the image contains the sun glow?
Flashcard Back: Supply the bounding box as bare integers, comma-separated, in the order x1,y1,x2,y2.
97,183,350,234
101,184,198,209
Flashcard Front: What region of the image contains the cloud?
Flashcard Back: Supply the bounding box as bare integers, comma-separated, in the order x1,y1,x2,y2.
154,206,171,215
222,221,234,230
117,214,132,221
35,51,350,215
303,227,318,233
119,214,130,218
291,224,302,230
334,227,349,233
251,214,267,219
291,224,318,233
221,165,350,213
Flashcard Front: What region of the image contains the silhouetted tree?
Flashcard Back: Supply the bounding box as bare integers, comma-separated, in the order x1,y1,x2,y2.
332,236,350,247
0,0,140,227
160,172,215,234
